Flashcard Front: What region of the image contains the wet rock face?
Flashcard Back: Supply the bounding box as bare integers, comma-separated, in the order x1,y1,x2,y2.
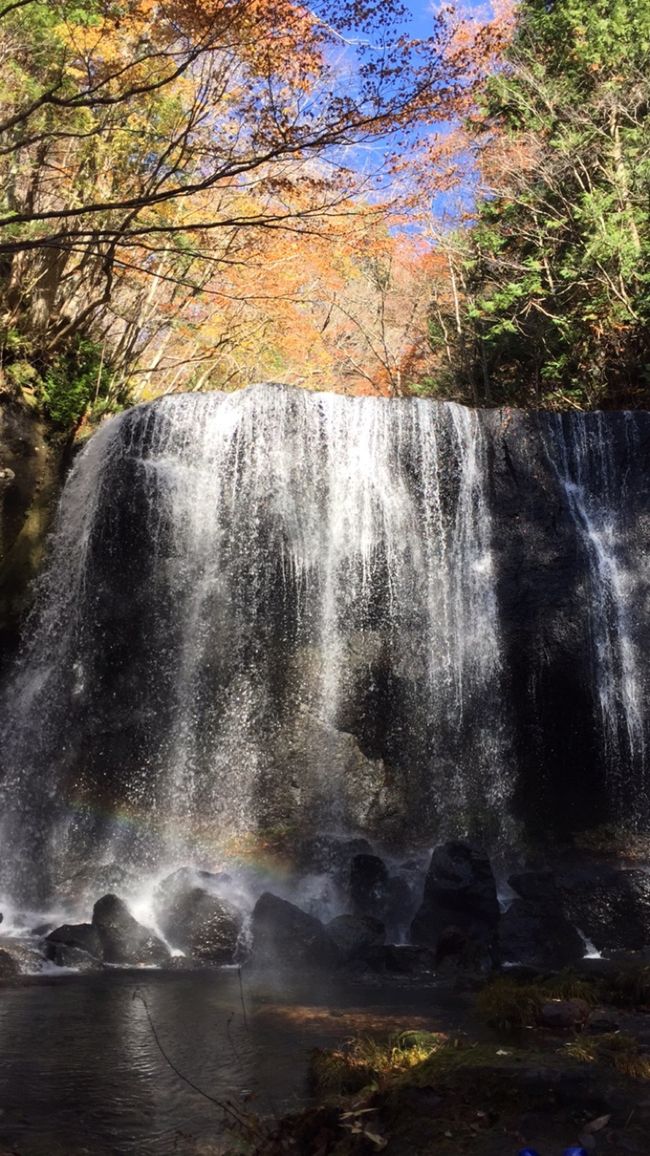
0,396,62,661
499,871,585,969
0,948,19,978
294,835,372,884
155,872,243,963
250,892,340,969
92,894,169,965
556,865,650,953
326,914,385,961
349,944,436,978
349,854,390,920
410,841,499,966
46,922,103,959
5,390,650,908
485,408,650,841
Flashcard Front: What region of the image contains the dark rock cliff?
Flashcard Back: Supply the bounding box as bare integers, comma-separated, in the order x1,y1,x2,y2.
484,408,650,842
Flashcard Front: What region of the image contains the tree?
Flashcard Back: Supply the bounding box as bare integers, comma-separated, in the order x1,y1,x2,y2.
0,2,459,344
431,0,650,408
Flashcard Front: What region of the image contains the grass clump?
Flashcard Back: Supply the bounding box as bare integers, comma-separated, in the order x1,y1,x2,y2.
476,971,599,1029
398,1036,549,1087
564,1033,650,1080
311,1032,560,1100
605,963,650,1008
310,1032,448,1096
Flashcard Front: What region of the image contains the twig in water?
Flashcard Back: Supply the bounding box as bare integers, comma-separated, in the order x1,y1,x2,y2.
238,966,249,1029
131,988,265,1141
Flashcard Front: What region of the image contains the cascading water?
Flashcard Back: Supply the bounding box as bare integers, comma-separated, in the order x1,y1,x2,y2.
2,386,650,913
0,385,511,907
543,411,647,812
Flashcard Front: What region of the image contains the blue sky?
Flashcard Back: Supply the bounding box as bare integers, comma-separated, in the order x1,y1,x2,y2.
403,1,438,36
328,0,489,221
404,0,491,36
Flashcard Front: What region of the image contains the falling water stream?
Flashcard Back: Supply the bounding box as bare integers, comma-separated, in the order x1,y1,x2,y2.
1,387,649,911
0,386,511,907
544,411,648,810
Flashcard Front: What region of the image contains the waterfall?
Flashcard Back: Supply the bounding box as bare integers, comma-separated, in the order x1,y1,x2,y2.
0,385,510,905
2,385,650,911
544,411,648,814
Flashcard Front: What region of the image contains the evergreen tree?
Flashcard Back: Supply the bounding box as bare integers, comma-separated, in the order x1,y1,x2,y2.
437,0,650,408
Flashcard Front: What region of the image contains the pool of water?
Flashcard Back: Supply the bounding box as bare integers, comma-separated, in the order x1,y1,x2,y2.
0,969,464,1154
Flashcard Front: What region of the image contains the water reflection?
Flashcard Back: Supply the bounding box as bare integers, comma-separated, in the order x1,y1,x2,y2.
0,970,460,1154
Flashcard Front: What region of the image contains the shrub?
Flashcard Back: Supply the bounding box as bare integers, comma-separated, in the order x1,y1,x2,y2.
477,972,598,1030
37,338,111,428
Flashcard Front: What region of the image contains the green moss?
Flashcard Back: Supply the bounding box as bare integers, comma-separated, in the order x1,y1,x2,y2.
5,360,38,390
309,1032,449,1097
564,1032,650,1080
290,1021,650,1156
477,963,650,1037
311,1031,571,1102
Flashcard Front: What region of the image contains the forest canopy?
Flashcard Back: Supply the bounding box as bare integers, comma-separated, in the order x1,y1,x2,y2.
0,0,647,427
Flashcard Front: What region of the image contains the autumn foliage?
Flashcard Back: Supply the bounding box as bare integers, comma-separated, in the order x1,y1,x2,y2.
2,0,642,423
0,0,470,415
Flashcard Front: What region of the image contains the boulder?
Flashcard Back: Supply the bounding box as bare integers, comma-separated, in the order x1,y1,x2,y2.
508,870,557,902
433,924,474,970
92,894,170,965
327,914,385,960
499,898,584,969
46,922,103,959
351,944,436,977
157,880,242,964
383,874,417,942
499,871,584,969
539,998,591,1031
349,854,390,920
45,943,103,971
31,922,56,937
586,1007,621,1034
1,940,46,974
250,892,340,969
0,948,19,979
410,841,499,966
557,865,650,952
